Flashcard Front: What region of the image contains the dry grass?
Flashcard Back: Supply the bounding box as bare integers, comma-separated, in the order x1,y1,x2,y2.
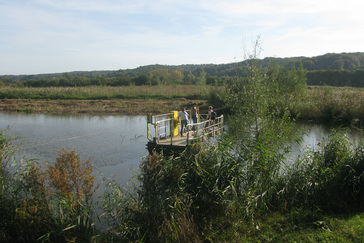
0,85,212,115
0,98,207,115
0,85,212,100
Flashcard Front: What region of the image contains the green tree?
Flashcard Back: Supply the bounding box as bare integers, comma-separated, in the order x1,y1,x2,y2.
170,70,184,83
183,71,195,85
195,69,206,85
133,74,150,86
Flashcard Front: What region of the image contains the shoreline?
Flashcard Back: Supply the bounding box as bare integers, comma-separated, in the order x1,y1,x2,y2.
0,98,206,115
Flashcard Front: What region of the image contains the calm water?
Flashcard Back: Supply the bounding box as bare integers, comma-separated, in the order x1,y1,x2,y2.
1,112,362,188
1,112,148,189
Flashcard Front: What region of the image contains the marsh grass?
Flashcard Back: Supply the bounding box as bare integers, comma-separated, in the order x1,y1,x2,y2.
1,85,363,125
0,85,213,100
288,86,364,126
0,98,202,115
0,85,217,114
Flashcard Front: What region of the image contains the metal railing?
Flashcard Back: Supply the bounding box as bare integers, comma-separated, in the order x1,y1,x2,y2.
147,112,174,144
147,112,224,146
185,115,224,145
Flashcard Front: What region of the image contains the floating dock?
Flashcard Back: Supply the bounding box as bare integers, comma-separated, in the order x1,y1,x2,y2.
146,111,224,154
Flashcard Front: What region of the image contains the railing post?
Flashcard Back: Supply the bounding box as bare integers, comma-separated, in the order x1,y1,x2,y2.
170,115,173,145
187,125,190,145
156,123,159,143
147,114,152,142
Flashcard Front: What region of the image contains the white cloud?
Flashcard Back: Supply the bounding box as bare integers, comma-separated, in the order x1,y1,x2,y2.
1,0,364,74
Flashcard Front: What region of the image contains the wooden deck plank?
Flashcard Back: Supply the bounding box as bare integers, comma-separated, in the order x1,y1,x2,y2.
156,131,195,146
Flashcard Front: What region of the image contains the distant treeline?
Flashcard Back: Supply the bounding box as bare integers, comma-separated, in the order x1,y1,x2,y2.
4,71,226,87
1,52,364,87
307,70,364,87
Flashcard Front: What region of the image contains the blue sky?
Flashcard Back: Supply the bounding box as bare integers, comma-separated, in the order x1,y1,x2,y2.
1,0,363,75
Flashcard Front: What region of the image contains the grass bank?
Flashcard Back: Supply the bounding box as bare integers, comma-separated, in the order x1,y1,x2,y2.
0,85,216,115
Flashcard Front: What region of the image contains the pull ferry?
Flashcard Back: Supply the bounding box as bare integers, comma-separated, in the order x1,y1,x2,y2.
146,111,224,154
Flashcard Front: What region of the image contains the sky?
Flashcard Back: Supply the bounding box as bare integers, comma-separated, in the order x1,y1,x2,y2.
1,0,363,75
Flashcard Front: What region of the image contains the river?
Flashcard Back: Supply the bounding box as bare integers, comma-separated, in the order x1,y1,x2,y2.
1,112,362,189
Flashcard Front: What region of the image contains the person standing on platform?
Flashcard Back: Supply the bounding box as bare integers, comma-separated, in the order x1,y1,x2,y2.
207,106,215,122
206,106,217,130
191,103,199,130
179,108,188,137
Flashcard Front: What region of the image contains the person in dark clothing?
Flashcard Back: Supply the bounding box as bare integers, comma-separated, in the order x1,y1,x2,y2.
191,103,199,130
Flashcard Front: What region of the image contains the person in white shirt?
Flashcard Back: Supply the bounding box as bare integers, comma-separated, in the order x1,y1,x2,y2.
179,108,188,137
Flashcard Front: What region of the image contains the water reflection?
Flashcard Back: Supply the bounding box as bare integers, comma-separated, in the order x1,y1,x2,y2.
1,112,148,187
296,122,362,149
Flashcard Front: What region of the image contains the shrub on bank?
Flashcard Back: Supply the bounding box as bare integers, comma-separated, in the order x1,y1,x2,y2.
0,139,99,242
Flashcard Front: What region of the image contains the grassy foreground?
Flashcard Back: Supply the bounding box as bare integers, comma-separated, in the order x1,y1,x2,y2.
2,128,364,242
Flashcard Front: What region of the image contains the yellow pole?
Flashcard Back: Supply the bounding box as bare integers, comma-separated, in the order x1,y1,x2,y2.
172,110,180,137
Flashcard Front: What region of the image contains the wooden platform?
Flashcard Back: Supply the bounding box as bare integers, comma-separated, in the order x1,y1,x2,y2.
147,131,196,154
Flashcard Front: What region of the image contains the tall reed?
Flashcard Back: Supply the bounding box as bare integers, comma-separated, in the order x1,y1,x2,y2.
278,128,364,214
0,128,20,242
288,86,364,126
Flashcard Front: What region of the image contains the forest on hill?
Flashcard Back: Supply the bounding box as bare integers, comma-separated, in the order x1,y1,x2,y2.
1,52,364,87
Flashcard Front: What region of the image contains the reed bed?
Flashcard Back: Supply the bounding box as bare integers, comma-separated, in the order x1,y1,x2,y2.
287,86,364,125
